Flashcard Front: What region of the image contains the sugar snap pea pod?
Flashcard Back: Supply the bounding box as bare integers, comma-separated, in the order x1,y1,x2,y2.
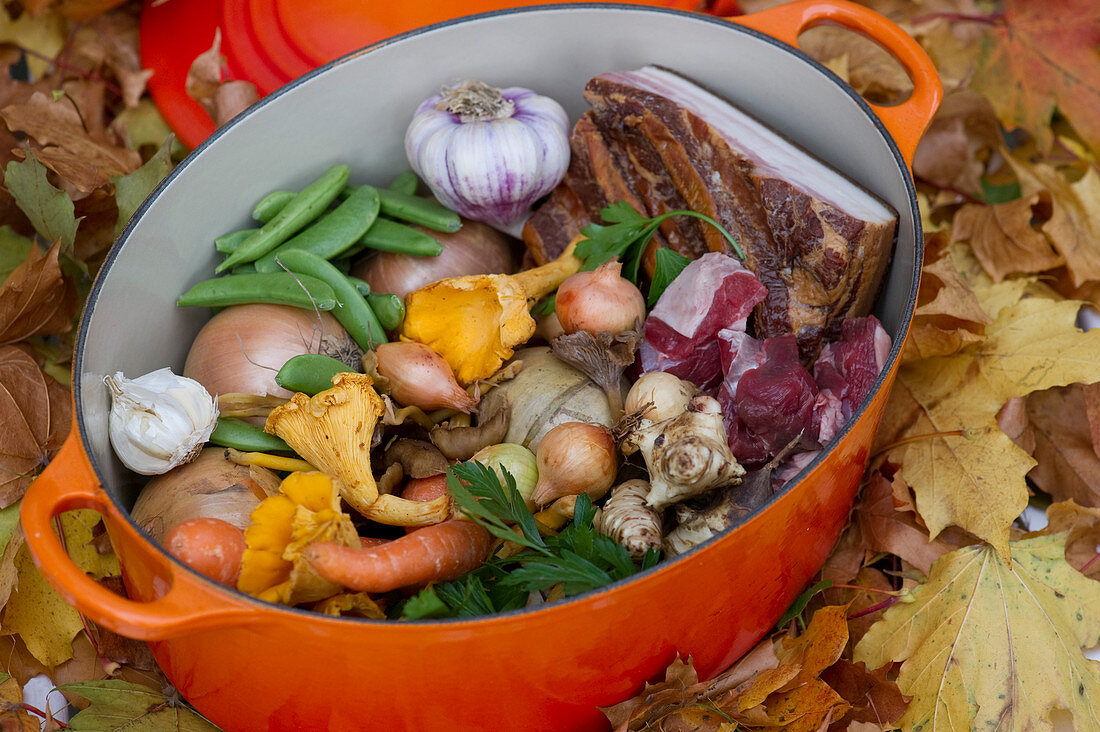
388,171,419,196
355,218,443,257
177,272,337,310
372,186,461,233
346,275,371,297
252,190,295,223
274,249,386,350
275,354,351,395
366,292,404,332
217,164,350,273
215,228,258,254
210,417,291,452
254,185,381,272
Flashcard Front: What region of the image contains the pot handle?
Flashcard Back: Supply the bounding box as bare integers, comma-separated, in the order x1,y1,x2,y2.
728,0,941,167
22,425,256,641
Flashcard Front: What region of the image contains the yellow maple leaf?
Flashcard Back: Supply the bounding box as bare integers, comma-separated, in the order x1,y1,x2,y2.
60,509,120,580
853,534,1100,730
2,545,83,669
896,281,1100,559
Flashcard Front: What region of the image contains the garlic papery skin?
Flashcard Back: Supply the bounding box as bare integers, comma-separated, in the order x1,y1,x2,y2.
105,368,219,475
405,80,569,234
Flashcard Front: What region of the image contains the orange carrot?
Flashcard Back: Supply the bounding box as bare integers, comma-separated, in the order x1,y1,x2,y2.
400,474,449,503
304,520,493,593
164,517,246,586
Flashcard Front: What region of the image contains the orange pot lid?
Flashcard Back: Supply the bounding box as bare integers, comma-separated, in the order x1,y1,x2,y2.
140,0,706,150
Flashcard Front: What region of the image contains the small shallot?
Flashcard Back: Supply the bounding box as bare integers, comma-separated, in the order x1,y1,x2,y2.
374,342,477,413
529,421,617,507
555,261,646,336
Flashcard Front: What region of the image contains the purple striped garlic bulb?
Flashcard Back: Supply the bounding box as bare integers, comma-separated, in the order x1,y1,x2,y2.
404,80,569,235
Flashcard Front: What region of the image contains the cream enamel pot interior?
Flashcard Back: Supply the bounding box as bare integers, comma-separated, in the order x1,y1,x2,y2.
23,3,940,730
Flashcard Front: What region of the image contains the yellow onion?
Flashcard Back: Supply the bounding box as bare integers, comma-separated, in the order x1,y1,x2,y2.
373,341,477,412
351,218,515,300
530,422,617,507
184,304,360,400
472,443,539,509
131,448,281,544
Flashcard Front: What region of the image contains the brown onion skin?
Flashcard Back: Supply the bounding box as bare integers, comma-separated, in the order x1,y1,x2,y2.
184,304,357,399
530,421,618,507
374,342,477,413
555,261,646,336
351,218,516,299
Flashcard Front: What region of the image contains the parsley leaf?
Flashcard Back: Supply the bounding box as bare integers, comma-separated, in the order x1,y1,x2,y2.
574,201,744,281
447,461,546,552
647,247,692,307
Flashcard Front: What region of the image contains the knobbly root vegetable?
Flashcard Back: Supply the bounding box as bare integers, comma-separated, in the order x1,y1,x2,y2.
165,517,247,586
595,480,662,559
620,395,745,509
305,475,492,593
623,372,699,423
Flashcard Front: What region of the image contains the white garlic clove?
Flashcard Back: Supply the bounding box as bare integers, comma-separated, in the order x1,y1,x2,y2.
106,368,219,475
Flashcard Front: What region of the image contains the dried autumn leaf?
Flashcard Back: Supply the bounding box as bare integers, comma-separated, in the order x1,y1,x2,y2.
819,660,908,729
0,7,68,80
950,194,1063,282
1033,500,1100,580
856,470,973,576
896,283,1100,559
602,606,851,731
1004,152,1100,287
3,543,83,669
903,233,990,362
59,680,220,731
0,345,70,505
1024,383,1100,507
3,151,79,253
0,673,39,732
2,91,141,192
912,90,1002,197
969,0,1100,154
854,534,1100,730
60,509,119,580
0,242,77,346
186,29,225,119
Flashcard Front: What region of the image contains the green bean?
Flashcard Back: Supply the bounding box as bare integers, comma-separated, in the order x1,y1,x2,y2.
215,228,258,254
372,186,461,233
177,272,337,310
209,418,291,452
346,276,371,297
252,190,295,224
274,249,386,350
329,256,352,274
217,164,350,273
366,292,404,332
388,171,419,196
275,354,351,395
354,218,443,257
254,185,381,273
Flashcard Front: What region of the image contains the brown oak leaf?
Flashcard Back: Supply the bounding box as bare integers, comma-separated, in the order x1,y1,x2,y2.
1,91,141,193
1031,500,1100,580
912,90,1002,198
0,241,77,345
820,659,909,729
0,344,71,506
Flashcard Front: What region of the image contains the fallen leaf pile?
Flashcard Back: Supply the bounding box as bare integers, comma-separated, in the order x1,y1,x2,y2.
0,0,1097,729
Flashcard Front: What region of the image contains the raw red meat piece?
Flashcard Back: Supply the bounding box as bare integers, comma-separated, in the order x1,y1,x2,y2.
639,252,766,390
813,316,891,421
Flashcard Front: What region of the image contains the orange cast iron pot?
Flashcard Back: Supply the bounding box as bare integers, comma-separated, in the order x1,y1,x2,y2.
22,3,940,730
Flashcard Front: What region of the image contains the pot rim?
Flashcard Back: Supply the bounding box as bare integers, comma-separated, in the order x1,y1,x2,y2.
76,2,923,626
